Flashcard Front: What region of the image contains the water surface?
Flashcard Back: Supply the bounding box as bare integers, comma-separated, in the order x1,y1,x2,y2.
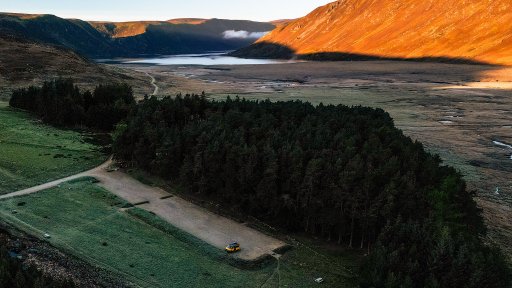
103,52,296,66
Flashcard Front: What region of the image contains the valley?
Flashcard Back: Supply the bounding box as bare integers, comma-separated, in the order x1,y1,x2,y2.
1,0,512,287
116,60,512,258
0,13,275,58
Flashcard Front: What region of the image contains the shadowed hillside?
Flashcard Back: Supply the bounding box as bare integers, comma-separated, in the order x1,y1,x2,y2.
0,13,274,58
236,0,512,65
0,13,119,57
101,19,275,56
0,35,151,100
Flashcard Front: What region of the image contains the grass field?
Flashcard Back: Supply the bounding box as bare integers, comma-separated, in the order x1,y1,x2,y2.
0,102,106,194
0,178,359,287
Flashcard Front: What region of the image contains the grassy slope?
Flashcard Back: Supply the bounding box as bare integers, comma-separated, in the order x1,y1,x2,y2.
0,178,358,287
250,0,512,65
0,102,105,194
0,37,152,101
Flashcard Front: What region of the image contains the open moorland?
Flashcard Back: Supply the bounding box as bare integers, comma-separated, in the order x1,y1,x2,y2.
117,60,512,258
0,101,106,194
0,178,359,288
0,36,153,101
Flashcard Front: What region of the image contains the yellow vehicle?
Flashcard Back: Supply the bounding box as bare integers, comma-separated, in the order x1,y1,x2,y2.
225,242,241,253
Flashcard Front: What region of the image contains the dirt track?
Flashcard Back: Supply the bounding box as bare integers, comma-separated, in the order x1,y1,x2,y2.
115,60,512,259
1,160,286,261
89,169,286,260
0,158,113,200
143,71,159,95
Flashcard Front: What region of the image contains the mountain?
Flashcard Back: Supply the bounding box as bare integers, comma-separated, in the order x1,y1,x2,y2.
269,19,294,28
233,0,512,65
90,21,162,38
0,13,119,58
0,35,150,100
92,18,274,56
167,18,208,25
0,13,275,58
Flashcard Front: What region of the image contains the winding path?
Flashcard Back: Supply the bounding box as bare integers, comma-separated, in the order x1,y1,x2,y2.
144,72,159,95
0,158,286,261
0,157,113,200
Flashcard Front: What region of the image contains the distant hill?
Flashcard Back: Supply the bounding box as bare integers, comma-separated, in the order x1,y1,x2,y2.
0,35,150,100
233,0,512,65
167,18,208,25
269,19,294,28
90,21,162,38
0,13,274,58
93,18,274,57
0,14,119,58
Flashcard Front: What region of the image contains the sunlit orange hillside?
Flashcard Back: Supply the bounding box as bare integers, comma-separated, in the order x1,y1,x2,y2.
252,0,512,65
167,18,208,25
91,21,161,38
91,19,210,38
270,19,294,28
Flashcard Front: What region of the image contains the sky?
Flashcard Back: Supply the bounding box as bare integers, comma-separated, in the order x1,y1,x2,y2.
0,0,334,22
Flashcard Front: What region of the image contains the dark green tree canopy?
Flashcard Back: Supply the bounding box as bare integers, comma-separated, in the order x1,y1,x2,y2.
113,95,510,287
9,79,135,130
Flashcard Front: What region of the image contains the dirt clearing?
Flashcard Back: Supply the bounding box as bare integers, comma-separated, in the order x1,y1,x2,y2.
2,160,287,261
89,169,286,261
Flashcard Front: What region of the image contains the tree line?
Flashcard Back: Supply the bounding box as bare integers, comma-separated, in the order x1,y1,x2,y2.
9,82,511,287
113,95,511,287
9,79,135,130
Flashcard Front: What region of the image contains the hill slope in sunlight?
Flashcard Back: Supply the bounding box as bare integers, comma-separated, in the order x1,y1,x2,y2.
236,0,512,65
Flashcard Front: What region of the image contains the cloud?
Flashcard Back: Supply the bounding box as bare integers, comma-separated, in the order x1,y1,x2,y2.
222,30,269,39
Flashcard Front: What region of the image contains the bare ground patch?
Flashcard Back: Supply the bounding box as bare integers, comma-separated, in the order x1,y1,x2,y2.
87,169,287,261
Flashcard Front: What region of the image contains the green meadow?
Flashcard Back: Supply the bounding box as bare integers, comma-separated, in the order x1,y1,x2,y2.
0,102,105,194
0,178,358,287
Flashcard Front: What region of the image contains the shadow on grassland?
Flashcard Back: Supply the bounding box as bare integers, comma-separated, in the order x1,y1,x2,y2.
231,41,495,66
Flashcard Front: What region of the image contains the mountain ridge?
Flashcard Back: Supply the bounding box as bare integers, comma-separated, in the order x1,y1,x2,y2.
235,0,512,65
0,34,151,100
0,13,275,58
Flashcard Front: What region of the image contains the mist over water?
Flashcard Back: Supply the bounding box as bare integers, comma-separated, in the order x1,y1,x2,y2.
222,30,269,39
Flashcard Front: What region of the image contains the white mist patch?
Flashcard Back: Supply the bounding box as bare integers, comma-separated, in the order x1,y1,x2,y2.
222,30,269,39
